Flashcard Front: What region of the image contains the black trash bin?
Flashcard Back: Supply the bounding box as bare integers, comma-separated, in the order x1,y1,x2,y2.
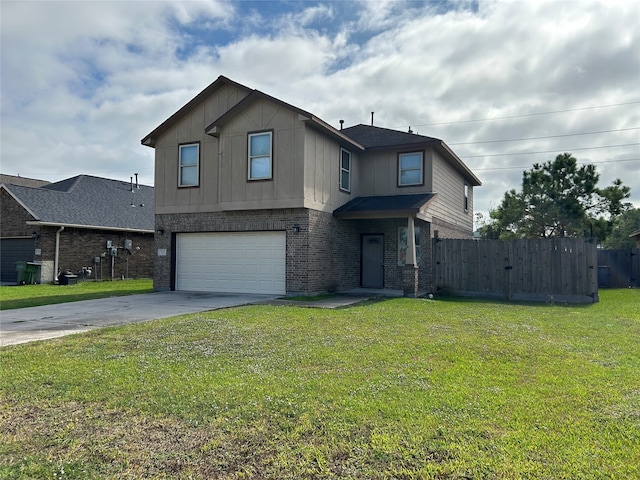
59,270,79,285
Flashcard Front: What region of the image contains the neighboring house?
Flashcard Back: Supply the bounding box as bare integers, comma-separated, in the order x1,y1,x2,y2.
142,75,481,296
630,229,640,248
1,174,154,283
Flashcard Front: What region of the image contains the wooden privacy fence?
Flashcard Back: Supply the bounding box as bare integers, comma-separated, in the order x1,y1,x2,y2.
597,249,640,288
433,238,599,303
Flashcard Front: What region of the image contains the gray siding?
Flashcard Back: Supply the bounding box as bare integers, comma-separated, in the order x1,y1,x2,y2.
359,148,434,196
430,151,473,237
303,126,354,212
154,84,249,214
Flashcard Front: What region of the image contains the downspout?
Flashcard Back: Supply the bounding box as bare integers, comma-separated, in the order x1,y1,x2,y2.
54,226,65,282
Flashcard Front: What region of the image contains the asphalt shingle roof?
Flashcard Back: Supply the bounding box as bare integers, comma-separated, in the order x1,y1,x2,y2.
341,124,440,149
2,175,154,231
334,193,436,216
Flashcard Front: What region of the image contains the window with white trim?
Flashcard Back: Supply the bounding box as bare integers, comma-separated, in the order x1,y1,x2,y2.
179,143,199,187
398,227,421,265
340,148,351,192
248,131,273,180
398,152,423,186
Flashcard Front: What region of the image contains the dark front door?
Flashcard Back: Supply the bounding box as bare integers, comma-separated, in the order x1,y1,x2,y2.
362,234,384,288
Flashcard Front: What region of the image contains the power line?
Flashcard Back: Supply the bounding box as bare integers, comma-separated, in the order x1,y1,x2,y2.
473,158,640,172
459,142,640,158
394,100,640,128
449,127,640,146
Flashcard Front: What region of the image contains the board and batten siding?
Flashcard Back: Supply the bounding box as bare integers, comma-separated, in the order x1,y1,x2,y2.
217,98,305,210
358,148,434,196
430,150,473,236
154,83,249,214
303,126,355,212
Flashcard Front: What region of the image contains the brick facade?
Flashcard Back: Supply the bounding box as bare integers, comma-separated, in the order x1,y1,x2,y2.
154,208,435,295
1,189,35,236
1,189,153,283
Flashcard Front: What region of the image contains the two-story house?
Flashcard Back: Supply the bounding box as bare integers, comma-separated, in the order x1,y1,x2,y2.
142,76,481,296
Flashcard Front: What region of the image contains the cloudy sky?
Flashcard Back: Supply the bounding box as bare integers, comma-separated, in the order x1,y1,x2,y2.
2,0,639,224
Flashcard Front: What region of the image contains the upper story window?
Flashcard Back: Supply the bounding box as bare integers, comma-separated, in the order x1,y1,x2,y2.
179,143,199,187
340,148,351,193
464,183,469,212
248,131,273,180
398,151,424,186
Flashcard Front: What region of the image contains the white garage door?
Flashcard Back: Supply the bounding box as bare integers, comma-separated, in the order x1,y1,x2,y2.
176,232,286,294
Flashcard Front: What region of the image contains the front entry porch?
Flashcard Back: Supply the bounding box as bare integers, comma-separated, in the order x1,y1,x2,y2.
334,193,436,297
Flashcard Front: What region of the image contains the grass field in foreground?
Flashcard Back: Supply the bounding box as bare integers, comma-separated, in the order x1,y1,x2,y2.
1,289,638,479
0,279,153,310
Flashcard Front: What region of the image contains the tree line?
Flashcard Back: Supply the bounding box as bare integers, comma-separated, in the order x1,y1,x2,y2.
476,153,638,249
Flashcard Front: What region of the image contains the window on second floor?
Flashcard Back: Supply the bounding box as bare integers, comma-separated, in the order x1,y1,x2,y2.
464,183,469,212
340,148,351,193
179,143,199,187
248,131,273,180
398,151,424,186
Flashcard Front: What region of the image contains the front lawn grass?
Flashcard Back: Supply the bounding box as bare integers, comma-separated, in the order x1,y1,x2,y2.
0,279,153,310
1,289,638,479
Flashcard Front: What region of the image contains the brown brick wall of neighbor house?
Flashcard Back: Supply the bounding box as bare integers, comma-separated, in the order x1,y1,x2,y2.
0,189,35,237
35,227,154,281
154,209,435,294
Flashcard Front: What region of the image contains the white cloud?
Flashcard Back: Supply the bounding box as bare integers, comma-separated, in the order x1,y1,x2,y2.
1,0,638,216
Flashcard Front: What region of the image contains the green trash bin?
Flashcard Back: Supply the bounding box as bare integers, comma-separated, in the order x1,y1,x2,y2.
25,262,41,284
15,261,27,285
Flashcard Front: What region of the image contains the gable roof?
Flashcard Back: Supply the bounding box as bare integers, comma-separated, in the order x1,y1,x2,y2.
141,75,480,186
141,75,253,147
142,75,363,151
204,89,364,151
334,193,436,219
1,175,154,232
342,124,481,187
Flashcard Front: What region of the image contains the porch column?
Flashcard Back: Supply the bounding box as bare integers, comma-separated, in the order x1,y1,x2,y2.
403,216,419,297
406,216,417,266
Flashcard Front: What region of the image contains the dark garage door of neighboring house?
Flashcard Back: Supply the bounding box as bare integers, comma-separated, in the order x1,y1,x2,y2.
0,238,34,283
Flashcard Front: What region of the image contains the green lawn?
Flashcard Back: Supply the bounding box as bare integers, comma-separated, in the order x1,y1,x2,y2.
1,289,638,479
0,279,153,310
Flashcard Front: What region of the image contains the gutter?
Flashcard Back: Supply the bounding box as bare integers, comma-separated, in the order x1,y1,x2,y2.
25,221,153,234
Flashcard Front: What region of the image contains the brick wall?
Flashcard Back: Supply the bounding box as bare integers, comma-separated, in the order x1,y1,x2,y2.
1,189,35,236
2,190,153,283
155,208,434,294
45,227,154,281
155,209,310,292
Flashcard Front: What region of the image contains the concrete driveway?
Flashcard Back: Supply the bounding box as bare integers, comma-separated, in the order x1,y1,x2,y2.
0,291,278,347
